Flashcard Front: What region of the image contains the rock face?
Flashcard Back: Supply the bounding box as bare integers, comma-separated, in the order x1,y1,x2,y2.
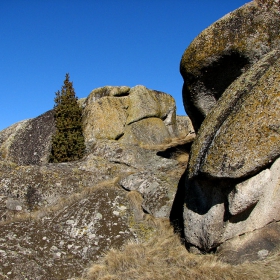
184,157,280,252
217,221,280,264
0,84,195,278
0,110,55,165
0,139,190,279
180,0,280,131
181,0,280,260
83,85,180,147
0,185,136,279
0,85,192,166
188,50,280,180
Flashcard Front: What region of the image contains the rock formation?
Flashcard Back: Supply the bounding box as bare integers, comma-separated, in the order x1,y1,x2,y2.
3,0,280,275
0,110,55,165
0,85,192,166
83,85,181,147
181,0,280,262
180,0,280,131
0,85,194,278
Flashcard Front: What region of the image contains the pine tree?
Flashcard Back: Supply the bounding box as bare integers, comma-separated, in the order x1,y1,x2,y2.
49,73,85,163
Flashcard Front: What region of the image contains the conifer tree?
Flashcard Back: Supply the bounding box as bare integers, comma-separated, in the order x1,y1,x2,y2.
49,73,85,163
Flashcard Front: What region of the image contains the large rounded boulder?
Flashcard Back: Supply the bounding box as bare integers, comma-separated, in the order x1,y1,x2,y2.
188,50,280,180
181,0,280,262
83,85,180,147
180,0,280,131
184,50,280,253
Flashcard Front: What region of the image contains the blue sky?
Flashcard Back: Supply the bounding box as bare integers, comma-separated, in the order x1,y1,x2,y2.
0,0,249,131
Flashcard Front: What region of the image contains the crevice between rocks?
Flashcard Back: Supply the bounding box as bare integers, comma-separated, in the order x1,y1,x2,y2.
169,169,187,240
126,115,162,126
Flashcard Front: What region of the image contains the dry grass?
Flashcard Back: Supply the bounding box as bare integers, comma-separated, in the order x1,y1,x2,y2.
84,218,280,280
126,190,143,208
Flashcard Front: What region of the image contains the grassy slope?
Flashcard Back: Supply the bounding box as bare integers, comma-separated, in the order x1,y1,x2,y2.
82,218,280,280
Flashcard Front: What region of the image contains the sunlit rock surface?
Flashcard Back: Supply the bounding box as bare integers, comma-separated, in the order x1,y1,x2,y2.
180,0,280,131
181,0,280,260
0,84,194,278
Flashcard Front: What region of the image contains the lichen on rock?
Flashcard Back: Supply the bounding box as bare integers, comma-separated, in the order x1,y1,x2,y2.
180,0,280,130
181,0,280,257
83,85,180,147
188,49,280,180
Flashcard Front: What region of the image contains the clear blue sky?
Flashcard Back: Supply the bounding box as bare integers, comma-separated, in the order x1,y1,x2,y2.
0,0,249,131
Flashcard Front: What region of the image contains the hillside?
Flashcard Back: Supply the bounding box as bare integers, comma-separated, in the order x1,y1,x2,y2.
0,85,195,279
1,0,280,279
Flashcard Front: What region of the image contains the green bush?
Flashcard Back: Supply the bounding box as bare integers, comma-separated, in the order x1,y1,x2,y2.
49,73,85,163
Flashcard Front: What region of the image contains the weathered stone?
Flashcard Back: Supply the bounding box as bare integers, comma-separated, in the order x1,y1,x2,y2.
120,171,176,218
0,79,193,278
217,221,280,265
0,133,186,227
222,157,280,242
176,115,195,137
0,124,188,278
0,110,55,165
83,96,128,142
0,186,136,279
6,198,24,211
89,139,185,218
10,260,47,280
126,85,176,125
1,85,185,165
188,50,280,179
89,139,176,171
180,0,280,130
119,118,171,146
183,180,226,251
82,85,180,148
181,2,280,253
227,169,269,216
184,156,280,252
85,86,130,105
0,120,30,160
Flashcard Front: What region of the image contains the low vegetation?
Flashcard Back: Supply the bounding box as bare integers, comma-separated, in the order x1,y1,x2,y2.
82,218,280,280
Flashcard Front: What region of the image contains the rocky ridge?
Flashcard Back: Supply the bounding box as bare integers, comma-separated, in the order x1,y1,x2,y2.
1,0,280,277
0,85,194,279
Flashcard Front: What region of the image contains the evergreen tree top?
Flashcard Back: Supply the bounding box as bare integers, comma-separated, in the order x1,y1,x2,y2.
54,73,77,107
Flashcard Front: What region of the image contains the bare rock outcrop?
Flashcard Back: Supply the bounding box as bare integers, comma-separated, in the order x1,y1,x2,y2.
0,137,190,278
0,185,136,279
0,85,194,223
0,84,195,278
180,0,280,131
0,110,55,165
217,221,280,264
0,85,192,166
83,85,180,147
188,50,280,180
180,0,280,261
184,156,280,253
